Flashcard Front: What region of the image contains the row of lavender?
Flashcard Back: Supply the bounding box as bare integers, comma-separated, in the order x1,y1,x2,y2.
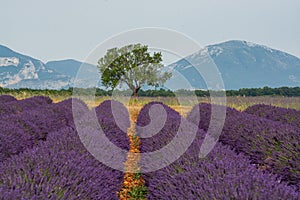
0,96,130,199
244,104,300,128
1,95,299,198
0,96,88,162
137,102,300,199
187,103,300,190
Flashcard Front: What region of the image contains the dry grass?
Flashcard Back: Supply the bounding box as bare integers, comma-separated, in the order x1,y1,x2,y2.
6,93,300,111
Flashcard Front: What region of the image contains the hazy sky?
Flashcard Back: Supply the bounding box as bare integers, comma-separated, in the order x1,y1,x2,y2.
1,0,299,63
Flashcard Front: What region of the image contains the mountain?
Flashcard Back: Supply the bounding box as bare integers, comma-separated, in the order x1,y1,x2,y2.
168,40,300,90
46,59,97,78
1,41,300,90
0,45,99,89
46,59,100,88
46,59,82,77
0,45,71,89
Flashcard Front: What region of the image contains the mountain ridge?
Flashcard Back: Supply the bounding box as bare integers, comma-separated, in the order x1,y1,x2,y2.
1,40,299,90
0,46,99,89
168,40,300,90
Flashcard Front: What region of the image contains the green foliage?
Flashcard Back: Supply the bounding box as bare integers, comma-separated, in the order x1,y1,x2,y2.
98,44,172,96
133,172,142,180
1,86,300,98
131,134,139,147
128,185,148,200
225,86,300,97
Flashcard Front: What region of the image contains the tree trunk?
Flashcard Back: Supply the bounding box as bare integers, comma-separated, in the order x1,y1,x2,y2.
132,86,141,97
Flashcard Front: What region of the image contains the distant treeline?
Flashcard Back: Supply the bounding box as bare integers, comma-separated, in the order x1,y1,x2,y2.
0,86,300,97
225,86,300,97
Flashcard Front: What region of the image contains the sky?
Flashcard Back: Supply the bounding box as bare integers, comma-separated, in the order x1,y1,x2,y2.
1,0,300,64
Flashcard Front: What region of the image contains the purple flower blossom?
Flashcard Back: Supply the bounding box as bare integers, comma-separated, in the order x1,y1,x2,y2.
244,104,300,128
0,95,16,104
138,102,299,199
0,99,130,199
188,103,300,190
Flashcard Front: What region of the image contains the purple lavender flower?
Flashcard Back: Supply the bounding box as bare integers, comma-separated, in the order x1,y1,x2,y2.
188,103,300,189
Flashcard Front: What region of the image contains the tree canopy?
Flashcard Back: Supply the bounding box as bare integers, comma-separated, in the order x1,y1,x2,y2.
98,44,172,96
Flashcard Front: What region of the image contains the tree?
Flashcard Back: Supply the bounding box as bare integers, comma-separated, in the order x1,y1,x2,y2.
98,44,172,96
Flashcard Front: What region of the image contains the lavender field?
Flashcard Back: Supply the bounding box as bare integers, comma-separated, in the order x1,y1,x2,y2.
0,95,300,199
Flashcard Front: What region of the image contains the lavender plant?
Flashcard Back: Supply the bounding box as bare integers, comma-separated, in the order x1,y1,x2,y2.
244,104,300,128
94,100,130,151
0,98,130,199
136,102,181,153
0,98,89,162
0,96,52,116
0,95,16,104
187,103,300,189
139,103,300,199
0,127,125,199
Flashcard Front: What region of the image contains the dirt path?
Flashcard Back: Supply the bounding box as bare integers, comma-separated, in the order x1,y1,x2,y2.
117,104,190,199
118,106,147,200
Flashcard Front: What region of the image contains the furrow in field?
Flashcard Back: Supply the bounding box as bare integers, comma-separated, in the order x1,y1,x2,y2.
118,106,147,200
